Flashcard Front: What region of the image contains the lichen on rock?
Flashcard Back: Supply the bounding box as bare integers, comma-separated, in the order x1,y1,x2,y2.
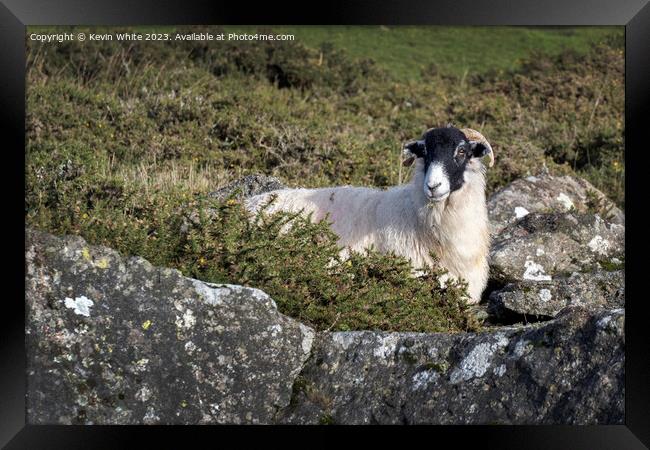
26,228,315,425
488,173,624,235
489,212,624,284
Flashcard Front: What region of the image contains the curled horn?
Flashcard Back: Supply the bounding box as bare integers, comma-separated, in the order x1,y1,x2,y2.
461,128,494,168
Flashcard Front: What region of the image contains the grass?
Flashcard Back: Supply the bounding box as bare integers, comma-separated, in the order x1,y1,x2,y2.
265,26,622,80
25,25,624,332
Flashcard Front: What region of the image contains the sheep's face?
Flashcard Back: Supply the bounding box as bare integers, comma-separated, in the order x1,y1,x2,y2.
403,127,491,202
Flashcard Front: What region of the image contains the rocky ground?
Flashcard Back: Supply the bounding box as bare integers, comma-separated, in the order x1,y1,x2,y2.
25,172,625,425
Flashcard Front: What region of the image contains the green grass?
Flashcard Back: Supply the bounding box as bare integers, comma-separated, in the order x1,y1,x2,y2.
229,25,622,80
25,25,624,332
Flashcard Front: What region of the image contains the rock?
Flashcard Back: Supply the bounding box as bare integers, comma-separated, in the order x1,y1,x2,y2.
209,174,286,201
180,174,287,234
489,212,624,283
488,270,624,319
179,174,286,234
488,173,624,235
26,228,315,425
26,228,624,425
277,306,624,425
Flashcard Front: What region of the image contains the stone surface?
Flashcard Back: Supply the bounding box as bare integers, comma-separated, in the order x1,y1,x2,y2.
25,229,624,425
278,306,624,425
209,174,286,201
488,270,624,319
488,173,624,235
489,212,624,284
26,228,314,425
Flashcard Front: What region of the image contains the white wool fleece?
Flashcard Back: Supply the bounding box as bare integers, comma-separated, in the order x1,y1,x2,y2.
245,158,490,303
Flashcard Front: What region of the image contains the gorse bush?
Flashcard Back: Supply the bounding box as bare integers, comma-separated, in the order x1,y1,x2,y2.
180,198,478,332
188,34,382,94
26,26,623,332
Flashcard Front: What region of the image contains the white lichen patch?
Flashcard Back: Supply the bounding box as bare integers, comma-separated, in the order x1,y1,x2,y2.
184,341,197,355
175,308,196,330
26,245,37,276
556,193,575,210
267,324,283,338
536,247,545,257
143,406,160,424
538,289,552,302
412,370,439,390
373,334,400,360
512,339,532,358
136,385,152,402
523,260,552,281
449,335,509,384
76,394,89,407
73,324,90,335
493,364,507,377
514,206,530,219
299,324,315,355
63,295,94,317
588,235,611,256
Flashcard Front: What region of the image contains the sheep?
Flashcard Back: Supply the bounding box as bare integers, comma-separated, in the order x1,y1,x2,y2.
244,126,495,304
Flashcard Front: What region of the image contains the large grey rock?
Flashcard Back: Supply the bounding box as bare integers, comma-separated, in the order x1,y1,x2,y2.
278,306,624,425
26,227,625,425
488,270,625,319
26,228,314,425
489,212,624,284
209,174,286,201
488,173,624,235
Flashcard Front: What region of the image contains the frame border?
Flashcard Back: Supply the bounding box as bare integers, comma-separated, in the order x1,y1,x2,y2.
3,0,649,447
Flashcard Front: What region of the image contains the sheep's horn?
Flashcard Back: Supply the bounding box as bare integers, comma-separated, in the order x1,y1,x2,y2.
461,128,494,168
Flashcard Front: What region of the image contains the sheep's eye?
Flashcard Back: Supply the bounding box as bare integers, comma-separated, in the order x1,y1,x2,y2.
457,147,466,157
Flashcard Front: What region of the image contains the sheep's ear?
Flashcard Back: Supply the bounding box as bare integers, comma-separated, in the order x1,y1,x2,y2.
461,128,494,168
468,141,494,167
469,141,489,158
402,139,425,167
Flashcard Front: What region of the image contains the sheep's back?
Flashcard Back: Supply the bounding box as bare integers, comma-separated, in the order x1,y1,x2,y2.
245,185,383,247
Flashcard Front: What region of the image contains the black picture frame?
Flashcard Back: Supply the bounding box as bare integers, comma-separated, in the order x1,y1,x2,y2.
3,0,649,447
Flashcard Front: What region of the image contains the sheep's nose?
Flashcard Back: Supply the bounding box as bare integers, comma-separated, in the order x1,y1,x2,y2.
427,182,442,191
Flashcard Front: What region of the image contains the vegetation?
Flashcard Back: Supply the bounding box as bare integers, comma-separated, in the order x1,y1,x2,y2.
25,25,624,332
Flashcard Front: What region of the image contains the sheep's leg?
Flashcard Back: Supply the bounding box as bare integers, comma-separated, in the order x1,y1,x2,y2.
438,272,482,304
